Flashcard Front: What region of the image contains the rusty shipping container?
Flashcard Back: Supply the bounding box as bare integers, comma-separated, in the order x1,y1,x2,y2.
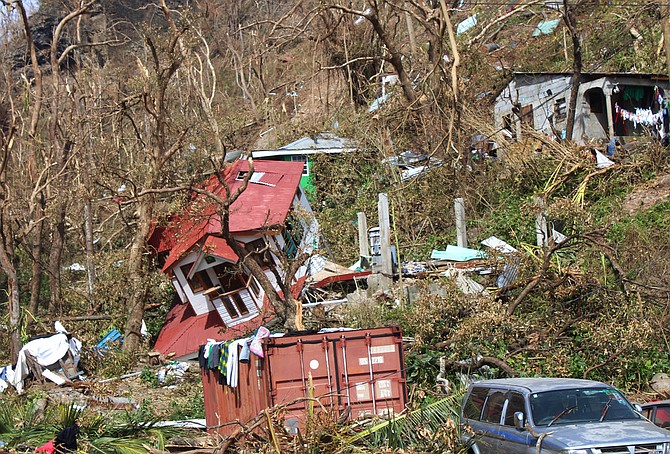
201,326,408,436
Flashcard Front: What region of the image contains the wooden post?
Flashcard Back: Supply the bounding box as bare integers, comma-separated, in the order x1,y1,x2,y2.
454,198,467,248
378,193,393,276
535,196,548,247
605,90,615,139
357,212,369,258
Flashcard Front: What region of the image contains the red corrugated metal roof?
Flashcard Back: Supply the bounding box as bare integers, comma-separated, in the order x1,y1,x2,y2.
202,236,239,263
158,160,303,271
154,302,270,359
153,303,225,359
153,276,307,359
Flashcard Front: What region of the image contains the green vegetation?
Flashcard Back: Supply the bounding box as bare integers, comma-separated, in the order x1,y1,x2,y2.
0,0,669,451
0,400,182,453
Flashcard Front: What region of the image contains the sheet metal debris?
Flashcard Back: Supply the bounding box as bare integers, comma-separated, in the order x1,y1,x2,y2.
532,19,560,37
481,236,517,254
431,245,487,262
456,15,478,35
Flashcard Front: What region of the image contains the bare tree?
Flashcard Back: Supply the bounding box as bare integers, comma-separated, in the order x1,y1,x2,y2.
120,8,190,352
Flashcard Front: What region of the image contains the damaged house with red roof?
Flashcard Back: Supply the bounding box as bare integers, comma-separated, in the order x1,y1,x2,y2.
149,160,319,360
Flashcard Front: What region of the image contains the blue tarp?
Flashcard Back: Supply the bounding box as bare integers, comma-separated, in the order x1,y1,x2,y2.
368,93,390,112
94,329,123,352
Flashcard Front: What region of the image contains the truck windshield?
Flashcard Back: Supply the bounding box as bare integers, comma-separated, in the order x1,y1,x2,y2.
529,387,641,426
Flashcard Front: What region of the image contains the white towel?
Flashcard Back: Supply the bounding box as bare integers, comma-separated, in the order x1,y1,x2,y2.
226,339,247,388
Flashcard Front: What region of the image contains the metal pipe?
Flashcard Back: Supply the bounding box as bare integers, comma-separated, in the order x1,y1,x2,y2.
366,333,377,415
341,335,351,407
302,298,347,308
323,337,334,409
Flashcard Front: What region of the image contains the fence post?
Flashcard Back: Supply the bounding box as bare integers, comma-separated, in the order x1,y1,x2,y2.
454,198,467,248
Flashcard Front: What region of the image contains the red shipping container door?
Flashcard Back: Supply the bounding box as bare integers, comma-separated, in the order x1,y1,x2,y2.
201,354,271,436
266,326,407,428
201,326,407,436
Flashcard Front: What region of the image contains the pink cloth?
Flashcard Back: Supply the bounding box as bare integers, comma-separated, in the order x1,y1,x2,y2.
250,326,270,358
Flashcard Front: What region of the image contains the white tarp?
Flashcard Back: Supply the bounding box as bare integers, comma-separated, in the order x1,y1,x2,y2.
595,150,615,168
8,332,81,394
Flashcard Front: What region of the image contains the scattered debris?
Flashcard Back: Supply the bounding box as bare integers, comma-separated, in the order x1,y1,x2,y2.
594,149,615,168
8,325,83,394
157,361,190,383
402,261,428,276
94,328,123,354
368,74,399,112
456,15,478,35
532,19,560,37
482,236,517,254
445,269,487,295
98,371,142,383
383,151,444,181
430,245,487,262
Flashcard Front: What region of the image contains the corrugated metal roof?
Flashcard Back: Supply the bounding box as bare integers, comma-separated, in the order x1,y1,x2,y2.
202,236,238,263
153,303,225,360
251,132,358,158
278,133,356,151
153,301,274,359
157,160,303,272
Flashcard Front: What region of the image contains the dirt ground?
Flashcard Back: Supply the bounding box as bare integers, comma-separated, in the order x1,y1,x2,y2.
622,174,670,215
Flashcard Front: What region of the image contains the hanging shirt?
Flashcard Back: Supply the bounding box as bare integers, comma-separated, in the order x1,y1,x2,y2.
218,340,232,384
208,344,222,370
198,345,207,369
226,339,248,388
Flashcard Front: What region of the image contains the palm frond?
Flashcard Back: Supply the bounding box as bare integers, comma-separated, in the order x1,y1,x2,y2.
58,402,86,428
0,401,16,434
86,436,153,454
348,391,463,446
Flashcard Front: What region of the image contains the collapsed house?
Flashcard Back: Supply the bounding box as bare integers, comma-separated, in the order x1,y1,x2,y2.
494,72,670,145
149,160,320,360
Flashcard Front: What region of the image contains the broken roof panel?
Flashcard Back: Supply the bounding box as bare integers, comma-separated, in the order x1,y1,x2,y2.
456,14,477,35
305,258,372,289
153,302,265,360
430,245,488,262
532,19,560,37
252,133,357,158
481,236,517,254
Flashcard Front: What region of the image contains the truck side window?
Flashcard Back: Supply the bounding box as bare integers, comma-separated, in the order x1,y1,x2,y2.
483,390,507,424
504,392,526,426
463,387,489,420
